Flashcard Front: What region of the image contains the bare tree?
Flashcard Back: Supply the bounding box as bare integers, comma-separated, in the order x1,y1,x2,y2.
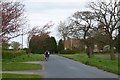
27,22,54,53
67,11,96,58
11,41,20,50
28,21,53,44
0,1,26,41
89,0,120,59
58,21,69,41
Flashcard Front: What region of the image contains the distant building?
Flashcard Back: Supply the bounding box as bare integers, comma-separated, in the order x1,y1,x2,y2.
93,44,99,52
64,37,80,50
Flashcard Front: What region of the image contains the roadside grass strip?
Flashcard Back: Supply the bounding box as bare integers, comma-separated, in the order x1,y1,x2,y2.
2,54,44,71
0,74,2,79
2,62,42,71
59,54,119,75
3,54,44,62
2,54,44,78
2,73,43,78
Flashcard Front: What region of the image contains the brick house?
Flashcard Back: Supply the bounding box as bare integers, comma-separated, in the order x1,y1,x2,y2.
64,37,103,52
64,37,80,50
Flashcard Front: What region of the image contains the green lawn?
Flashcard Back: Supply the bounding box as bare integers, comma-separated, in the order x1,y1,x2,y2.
0,60,2,79
0,62,2,70
2,73,42,78
0,59,2,70
0,74,2,79
2,62,42,71
2,54,43,71
59,54,119,75
2,54,44,79
3,54,44,62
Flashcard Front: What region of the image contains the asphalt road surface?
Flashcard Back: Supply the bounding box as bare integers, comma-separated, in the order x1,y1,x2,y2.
43,55,118,78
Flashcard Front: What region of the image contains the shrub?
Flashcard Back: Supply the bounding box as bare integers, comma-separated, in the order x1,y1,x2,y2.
60,48,80,54
2,50,26,59
93,51,110,54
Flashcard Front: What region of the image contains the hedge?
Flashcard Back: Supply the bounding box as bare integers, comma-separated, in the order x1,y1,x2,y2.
2,50,26,59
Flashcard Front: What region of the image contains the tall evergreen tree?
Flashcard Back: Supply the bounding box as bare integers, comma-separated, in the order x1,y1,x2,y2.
58,39,64,53
44,37,57,53
51,37,57,53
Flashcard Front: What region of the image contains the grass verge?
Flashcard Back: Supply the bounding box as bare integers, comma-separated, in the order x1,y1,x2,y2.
2,62,42,71
3,54,44,62
0,62,2,70
2,73,43,78
0,74,2,79
2,54,43,71
59,54,119,75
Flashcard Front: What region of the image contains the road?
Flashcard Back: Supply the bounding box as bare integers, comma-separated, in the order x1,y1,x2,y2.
43,55,118,78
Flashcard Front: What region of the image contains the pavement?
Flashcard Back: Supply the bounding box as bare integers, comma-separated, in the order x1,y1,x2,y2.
2,70,44,76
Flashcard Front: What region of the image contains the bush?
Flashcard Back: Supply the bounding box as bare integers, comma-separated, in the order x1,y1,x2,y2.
93,51,110,54
2,50,26,59
60,48,80,54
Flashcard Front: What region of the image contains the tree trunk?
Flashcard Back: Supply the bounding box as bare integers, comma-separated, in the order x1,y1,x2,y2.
110,45,115,60
90,46,93,57
87,45,93,58
108,34,116,60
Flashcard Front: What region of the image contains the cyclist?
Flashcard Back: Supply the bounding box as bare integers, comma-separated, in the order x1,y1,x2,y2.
44,50,49,61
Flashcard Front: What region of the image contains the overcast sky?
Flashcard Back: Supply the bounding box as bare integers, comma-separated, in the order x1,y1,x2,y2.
10,0,98,48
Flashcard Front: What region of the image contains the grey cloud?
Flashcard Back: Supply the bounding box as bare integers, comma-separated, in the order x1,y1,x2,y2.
25,1,87,13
